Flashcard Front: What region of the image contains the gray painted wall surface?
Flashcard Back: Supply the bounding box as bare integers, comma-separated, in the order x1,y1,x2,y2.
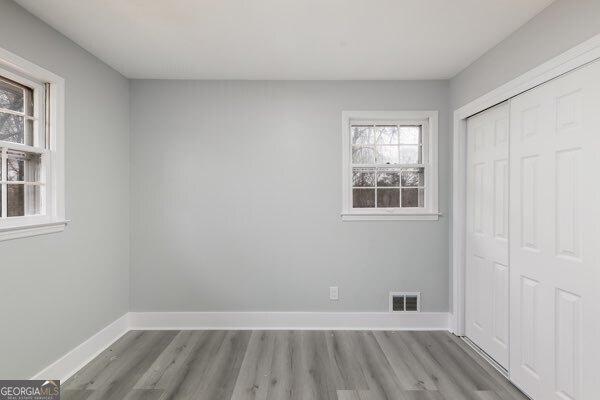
130,80,450,312
0,0,130,378
450,0,600,109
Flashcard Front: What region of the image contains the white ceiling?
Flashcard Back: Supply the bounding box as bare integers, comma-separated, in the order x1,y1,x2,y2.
15,0,554,80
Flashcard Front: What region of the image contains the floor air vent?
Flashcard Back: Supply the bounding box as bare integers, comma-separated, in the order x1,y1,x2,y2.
389,292,421,312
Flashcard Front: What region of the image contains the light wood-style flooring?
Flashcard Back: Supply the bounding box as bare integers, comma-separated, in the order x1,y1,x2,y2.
62,330,528,400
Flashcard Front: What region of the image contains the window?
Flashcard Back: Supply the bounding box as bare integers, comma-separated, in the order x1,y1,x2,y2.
0,47,65,240
341,111,439,220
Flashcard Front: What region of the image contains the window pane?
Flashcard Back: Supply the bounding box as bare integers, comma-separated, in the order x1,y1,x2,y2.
401,168,425,187
7,184,23,216
377,188,399,207
7,157,23,181
352,146,375,164
0,113,24,144
352,168,375,187
375,126,398,144
24,88,34,117
7,151,41,182
399,126,420,144
25,185,41,215
353,189,375,208
376,169,400,187
7,184,41,217
376,146,399,164
399,145,420,164
351,126,373,145
401,188,424,208
25,119,34,146
0,79,24,112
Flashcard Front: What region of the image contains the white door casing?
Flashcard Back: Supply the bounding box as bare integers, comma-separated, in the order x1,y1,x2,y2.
509,60,600,400
466,102,510,370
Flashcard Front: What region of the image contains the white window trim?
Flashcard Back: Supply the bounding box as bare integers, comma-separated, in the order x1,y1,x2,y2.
0,46,66,241
341,110,439,221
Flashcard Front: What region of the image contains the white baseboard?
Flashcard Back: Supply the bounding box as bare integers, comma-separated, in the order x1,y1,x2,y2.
30,313,130,382
30,311,449,382
129,311,451,331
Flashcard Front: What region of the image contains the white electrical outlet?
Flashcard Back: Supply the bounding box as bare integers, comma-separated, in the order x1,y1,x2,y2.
329,286,339,300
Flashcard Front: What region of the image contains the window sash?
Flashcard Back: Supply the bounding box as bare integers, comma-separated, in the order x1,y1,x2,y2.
349,122,428,210
351,172,428,210
0,73,47,220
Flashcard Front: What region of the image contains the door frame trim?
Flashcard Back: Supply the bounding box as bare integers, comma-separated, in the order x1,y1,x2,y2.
451,32,600,337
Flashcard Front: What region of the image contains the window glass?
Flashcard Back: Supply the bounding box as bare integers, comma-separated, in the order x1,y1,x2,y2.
0,75,45,220
350,123,427,210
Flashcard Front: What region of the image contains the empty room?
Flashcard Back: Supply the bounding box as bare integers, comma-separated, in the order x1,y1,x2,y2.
1,0,599,399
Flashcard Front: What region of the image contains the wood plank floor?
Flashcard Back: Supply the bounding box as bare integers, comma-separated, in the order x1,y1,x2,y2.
62,330,528,400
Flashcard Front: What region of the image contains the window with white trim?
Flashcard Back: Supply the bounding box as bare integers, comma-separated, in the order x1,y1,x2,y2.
341,111,439,221
0,47,66,240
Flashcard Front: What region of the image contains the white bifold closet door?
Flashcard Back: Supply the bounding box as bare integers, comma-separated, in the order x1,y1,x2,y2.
466,102,510,369
509,60,600,400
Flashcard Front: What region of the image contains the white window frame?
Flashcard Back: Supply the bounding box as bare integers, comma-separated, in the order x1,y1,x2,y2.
341,110,439,221
0,46,66,241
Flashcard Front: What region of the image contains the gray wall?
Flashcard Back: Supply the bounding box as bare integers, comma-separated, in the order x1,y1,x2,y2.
450,0,600,109
130,80,450,312
0,0,130,378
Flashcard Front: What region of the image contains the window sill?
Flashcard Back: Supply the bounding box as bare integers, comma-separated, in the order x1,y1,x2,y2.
0,220,69,241
341,212,440,221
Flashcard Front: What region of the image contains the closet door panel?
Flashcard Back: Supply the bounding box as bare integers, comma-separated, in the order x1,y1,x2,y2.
466,102,510,369
509,60,600,400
